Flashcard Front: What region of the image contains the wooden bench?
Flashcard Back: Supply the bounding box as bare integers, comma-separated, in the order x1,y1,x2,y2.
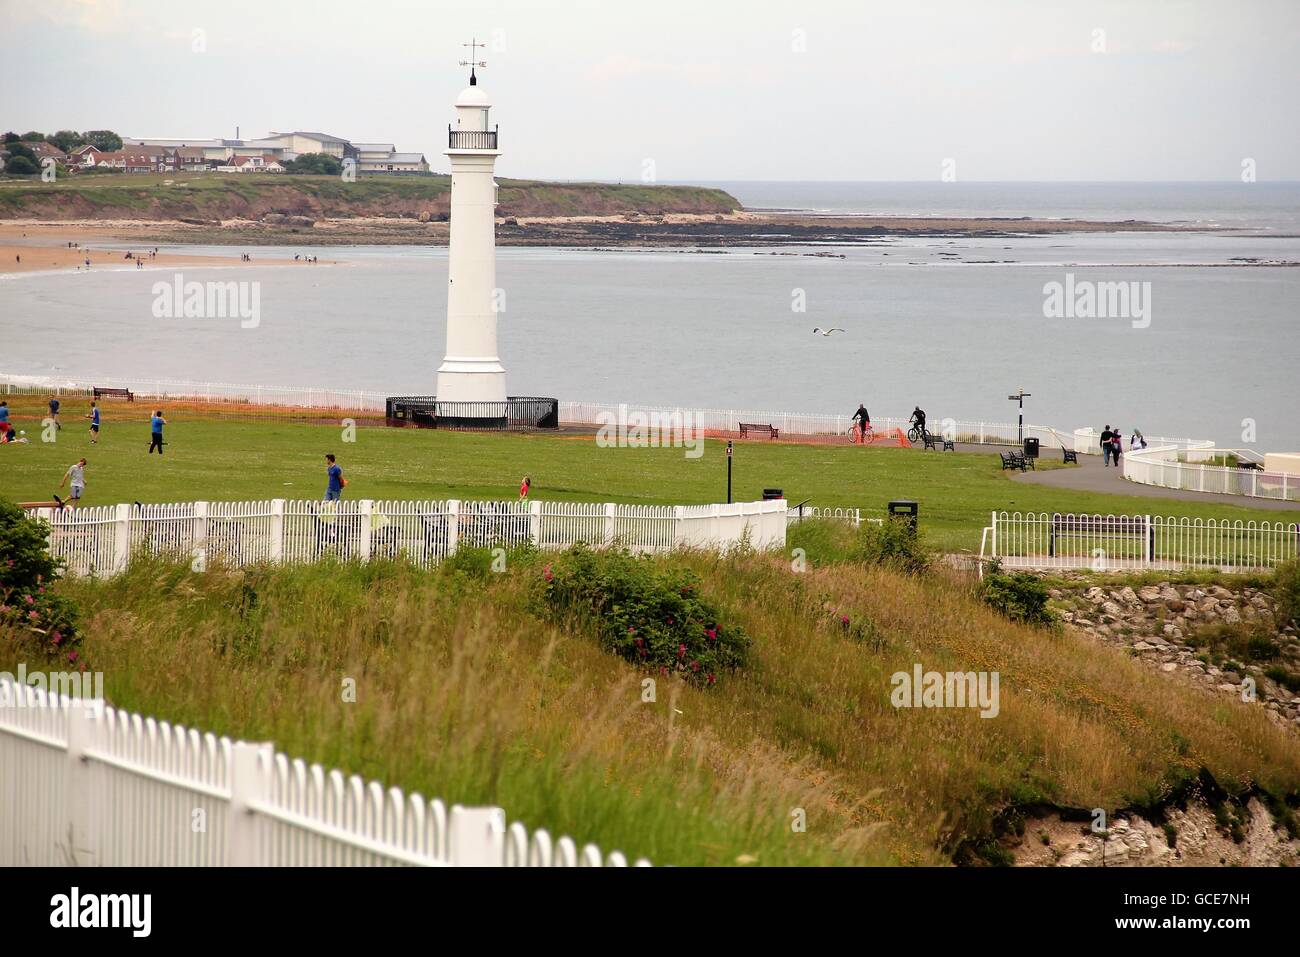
1000,451,1033,471
1049,514,1152,557
739,422,779,440
93,386,135,402
18,500,65,511
1062,448,1078,464
922,433,955,451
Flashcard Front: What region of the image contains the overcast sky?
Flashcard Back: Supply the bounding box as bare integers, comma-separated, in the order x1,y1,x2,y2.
4,0,1298,182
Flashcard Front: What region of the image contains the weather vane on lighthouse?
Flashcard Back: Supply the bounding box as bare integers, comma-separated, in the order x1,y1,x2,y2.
460,37,487,85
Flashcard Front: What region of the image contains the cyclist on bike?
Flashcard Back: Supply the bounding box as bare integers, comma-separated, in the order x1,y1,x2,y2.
852,403,871,443
910,406,927,437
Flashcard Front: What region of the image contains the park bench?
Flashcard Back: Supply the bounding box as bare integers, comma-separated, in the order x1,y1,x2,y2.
922,433,955,452
19,500,65,511
1062,448,1078,464
1049,514,1152,557
93,386,135,402
999,451,1033,471
739,422,779,440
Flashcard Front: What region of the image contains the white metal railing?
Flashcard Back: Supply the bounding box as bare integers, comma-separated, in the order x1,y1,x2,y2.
786,505,862,526
0,677,647,867
1,371,388,412
1124,444,1299,502
3,373,1218,453
981,510,1300,573
33,497,789,577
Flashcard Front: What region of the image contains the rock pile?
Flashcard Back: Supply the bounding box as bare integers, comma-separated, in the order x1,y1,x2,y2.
1048,578,1300,728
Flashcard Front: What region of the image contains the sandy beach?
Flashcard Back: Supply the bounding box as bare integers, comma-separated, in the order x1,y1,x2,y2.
0,223,248,275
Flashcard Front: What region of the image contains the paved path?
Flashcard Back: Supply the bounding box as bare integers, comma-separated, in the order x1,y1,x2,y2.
1011,451,1300,512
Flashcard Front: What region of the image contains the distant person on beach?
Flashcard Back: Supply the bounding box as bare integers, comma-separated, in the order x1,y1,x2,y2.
48,395,61,430
59,458,88,507
519,475,531,499
148,410,166,454
325,454,345,501
86,401,100,443
1100,425,1115,466
852,403,871,442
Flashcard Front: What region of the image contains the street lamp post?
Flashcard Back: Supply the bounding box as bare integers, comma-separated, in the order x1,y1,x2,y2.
1008,389,1032,444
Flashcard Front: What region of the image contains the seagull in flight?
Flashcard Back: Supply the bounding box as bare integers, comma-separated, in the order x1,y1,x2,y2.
812,327,846,336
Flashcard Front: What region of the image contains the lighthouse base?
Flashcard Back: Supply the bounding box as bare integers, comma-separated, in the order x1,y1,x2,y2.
384,395,559,432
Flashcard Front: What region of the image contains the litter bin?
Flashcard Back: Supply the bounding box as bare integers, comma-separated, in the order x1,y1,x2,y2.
887,500,918,531
1023,437,1040,459
762,488,784,501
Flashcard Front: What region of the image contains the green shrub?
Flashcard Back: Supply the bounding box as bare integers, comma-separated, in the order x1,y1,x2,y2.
978,565,1053,626
1273,558,1300,628
1264,665,1300,694
1190,622,1280,665
851,518,930,574
0,499,83,663
540,546,750,685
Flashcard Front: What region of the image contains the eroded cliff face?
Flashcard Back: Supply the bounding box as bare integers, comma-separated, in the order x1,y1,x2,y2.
1013,796,1300,867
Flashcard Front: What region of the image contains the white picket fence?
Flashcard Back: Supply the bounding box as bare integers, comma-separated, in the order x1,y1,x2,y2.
0,677,647,867
33,497,788,577
1124,444,1300,502
981,510,1300,573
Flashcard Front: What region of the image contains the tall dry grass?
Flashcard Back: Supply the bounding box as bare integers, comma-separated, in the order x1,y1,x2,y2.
6,539,1298,866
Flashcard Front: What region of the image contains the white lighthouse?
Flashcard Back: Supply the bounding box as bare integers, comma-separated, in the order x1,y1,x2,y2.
436,51,506,405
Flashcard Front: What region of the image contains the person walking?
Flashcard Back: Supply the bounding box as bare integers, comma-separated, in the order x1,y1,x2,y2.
1100,424,1115,466
148,410,166,454
48,394,61,430
324,454,345,501
1130,428,1147,450
1111,428,1123,467
58,458,88,507
86,401,101,443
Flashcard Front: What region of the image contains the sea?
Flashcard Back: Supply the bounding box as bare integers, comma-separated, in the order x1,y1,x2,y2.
2,182,1298,450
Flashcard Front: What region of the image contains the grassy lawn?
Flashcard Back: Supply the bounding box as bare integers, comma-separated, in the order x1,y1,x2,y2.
0,397,1284,553
11,548,1296,866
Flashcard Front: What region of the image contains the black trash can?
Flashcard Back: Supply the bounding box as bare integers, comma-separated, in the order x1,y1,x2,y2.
762,488,784,501
1023,437,1040,459
887,500,919,531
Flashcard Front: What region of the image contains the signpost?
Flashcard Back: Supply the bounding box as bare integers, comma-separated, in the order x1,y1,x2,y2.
1008,389,1032,444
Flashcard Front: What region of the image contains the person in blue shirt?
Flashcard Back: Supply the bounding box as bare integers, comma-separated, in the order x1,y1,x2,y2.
86,401,101,444
0,400,10,442
48,395,61,430
325,454,344,501
148,410,166,454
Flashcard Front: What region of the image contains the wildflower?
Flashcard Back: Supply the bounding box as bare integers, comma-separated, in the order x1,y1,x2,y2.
666,617,675,626
627,625,636,634
705,627,717,641
707,673,716,686
28,610,39,621
68,652,78,663
25,594,35,604
51,631,62,643
543,565,553,583
677,643,686,658
691,660,701,672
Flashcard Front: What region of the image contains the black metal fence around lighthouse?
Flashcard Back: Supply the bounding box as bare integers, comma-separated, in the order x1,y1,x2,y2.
384,395,559,431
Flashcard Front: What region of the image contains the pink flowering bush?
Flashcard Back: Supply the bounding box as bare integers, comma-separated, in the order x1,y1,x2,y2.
540,545,749,686
0,499,83,663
